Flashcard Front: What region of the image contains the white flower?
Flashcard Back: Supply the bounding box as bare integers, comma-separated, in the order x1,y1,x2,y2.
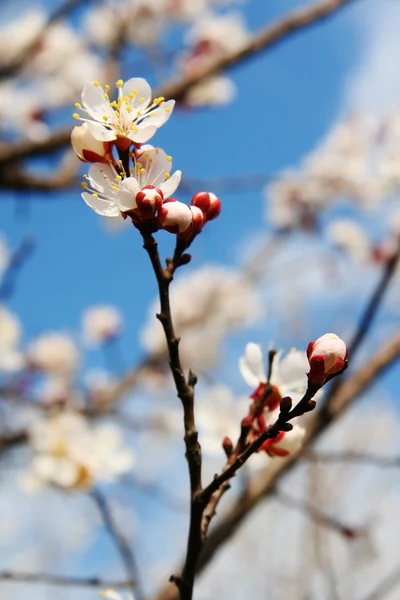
73,78,175,145
327,218,371,262
27,332,79,377
24,412,134,492
239,343,309,406
307,333,347,385
81,146,181,217
0,305,24,372
196,385,248,456
261,423,306,458
186,76,236,107
82,305,122,346
100,589,135,600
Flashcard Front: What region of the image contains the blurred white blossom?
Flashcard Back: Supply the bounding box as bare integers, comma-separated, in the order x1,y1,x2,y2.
0,304,24,372
27,332,79,377
23,412,134,492
82,305,123,347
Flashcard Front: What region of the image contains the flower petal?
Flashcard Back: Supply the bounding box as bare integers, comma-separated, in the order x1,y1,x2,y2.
81,82,114,121
239,342,266,388
160,170,182,198
87,163,118,193
128,124,158,144
86,120,116,142
116,178,139,212
82,192,120,217
123,77,152,109
142,100,175,127
278,351,308,392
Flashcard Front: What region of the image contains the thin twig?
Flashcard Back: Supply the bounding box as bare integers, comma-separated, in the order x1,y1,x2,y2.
140,229,201,600
0,237,35,301
91,489,144,600
0,571,134,588
305,451,400,467
275,490,359,538
153,332,400,600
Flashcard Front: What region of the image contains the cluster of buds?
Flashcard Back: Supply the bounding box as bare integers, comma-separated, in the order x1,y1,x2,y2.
238,334,347,460
70,77,221,237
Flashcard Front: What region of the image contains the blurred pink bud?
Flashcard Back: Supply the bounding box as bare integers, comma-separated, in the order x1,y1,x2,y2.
71,123,112,163
222,436,233,456
191,191,221,221
159,199,193,234
307,333,347,385
136,185,164,216
189,206,205,233
261,424,305,457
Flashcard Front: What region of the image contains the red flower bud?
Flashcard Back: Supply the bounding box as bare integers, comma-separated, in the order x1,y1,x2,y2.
191,191,221,221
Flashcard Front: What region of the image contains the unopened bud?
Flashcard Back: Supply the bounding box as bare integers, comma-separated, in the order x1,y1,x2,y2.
307,333,347,385
189,206,205,233
191,191,221,221
158,199,193,234
71,123,112,163
222,436,233,457
136,185,163,216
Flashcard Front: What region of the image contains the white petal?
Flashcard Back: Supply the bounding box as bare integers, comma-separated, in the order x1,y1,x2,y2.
88,163,118,192
86,120,116,142
128,124,158,143
160,170,181,198
82,192,120,217
137,146,171,187
116,178,139,211
278,351,308,391
123,77,152,109
239,342,266,388
81,82,114,121
142,100,175,127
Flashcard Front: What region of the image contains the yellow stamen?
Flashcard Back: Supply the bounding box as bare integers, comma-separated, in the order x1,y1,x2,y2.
81,182,88,188
139,168,145,174
105,84,110,92
102,115,108,121
116,79,124,88
93,80,100,87
164,173,171,179
93,193,99,199
166,155,172,162
72,113,79,119
74,102,81,108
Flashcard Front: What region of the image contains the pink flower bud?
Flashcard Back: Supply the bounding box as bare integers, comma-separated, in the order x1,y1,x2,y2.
71,123,112,163
136,185,164,216
261,424,305,458
158,200,193,234
189,206,205,233
307,333,347,385
191,191,221,221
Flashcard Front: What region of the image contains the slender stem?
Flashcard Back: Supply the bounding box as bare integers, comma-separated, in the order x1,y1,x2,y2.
0,571,133,588
91,489,144,600
141,231,201,600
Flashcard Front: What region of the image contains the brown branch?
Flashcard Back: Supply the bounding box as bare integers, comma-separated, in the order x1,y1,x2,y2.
0,0,88,79
140,229,201,600
0,571,134,588
305,451,400,467
0,237,35,301
153,332,400,600
0,0,359,167
91,489,144,600
275,490,360,538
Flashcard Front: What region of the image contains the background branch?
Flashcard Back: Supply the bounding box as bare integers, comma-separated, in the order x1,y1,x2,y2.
0,571,134,588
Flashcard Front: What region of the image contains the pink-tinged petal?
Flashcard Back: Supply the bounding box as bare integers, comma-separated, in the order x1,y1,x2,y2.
123,77,152,109
87,120,116,142
128,125,158,144
82,192,120,217
87,163,117,193
81,82,114,121
116,178,140,212
141,100,175,128
160,170,182,198
239,342,266,388
136,147,172,187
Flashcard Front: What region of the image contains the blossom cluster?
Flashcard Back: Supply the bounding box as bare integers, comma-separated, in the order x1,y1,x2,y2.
71,78,221,235
265,113,400,264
